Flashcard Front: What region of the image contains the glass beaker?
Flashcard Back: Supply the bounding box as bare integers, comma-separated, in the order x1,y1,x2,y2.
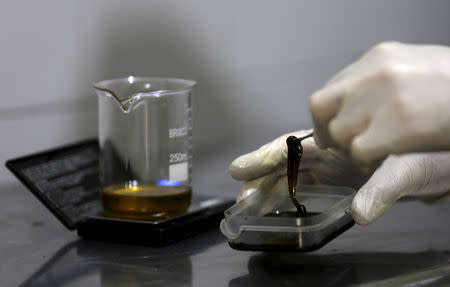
94,76,196,220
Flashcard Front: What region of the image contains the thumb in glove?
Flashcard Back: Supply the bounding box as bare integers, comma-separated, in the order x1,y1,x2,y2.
352,152,450,225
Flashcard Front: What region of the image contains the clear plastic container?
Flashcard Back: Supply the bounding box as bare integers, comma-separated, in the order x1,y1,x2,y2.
220,184,356,252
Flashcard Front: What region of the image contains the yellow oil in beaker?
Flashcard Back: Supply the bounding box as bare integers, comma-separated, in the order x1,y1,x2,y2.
100,183,192,220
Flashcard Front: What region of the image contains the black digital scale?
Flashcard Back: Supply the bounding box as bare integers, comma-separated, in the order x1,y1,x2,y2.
6,140,234,246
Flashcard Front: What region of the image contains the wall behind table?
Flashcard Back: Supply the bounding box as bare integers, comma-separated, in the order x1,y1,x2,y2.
1,0,449,182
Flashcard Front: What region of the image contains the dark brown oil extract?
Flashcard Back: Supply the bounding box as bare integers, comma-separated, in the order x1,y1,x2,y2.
286,133,313,217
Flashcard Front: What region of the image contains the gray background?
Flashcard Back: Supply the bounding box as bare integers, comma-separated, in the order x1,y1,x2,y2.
1,0,450,182
1,2,450,286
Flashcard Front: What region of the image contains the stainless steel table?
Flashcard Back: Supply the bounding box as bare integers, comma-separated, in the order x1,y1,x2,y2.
1,152,450,287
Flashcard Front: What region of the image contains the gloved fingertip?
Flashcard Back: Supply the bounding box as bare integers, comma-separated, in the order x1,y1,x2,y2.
229,156,250,181
351,187,383,225
351,194,373,225
351,184,394,225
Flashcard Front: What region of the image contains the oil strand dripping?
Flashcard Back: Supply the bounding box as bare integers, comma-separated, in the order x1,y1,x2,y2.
286,133,312,217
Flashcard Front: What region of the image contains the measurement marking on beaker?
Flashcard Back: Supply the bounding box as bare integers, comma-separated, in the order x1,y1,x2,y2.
169,153,188,163
169,127,188,138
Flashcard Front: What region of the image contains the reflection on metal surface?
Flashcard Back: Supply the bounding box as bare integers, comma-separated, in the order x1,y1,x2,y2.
12,233,450,287
229,252,450,287
100,259,192,287
358,264,450,287
19,240,192,287
18,231,226,287
19,241,94,287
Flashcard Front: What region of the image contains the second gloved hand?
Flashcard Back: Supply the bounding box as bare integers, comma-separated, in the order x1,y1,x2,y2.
310,42,450,164
230,129,450,225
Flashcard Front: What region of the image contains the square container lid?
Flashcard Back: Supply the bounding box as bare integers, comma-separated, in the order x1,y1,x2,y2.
220,184,356,251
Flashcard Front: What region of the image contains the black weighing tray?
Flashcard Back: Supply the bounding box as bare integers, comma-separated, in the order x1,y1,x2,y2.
6,139,234,246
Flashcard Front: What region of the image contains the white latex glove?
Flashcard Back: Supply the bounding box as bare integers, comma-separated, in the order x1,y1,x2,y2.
229,130,450,225
310,42,450,165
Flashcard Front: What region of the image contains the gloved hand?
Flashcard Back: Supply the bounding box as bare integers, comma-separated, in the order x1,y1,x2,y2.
310,42,450,165
229,129,450,225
